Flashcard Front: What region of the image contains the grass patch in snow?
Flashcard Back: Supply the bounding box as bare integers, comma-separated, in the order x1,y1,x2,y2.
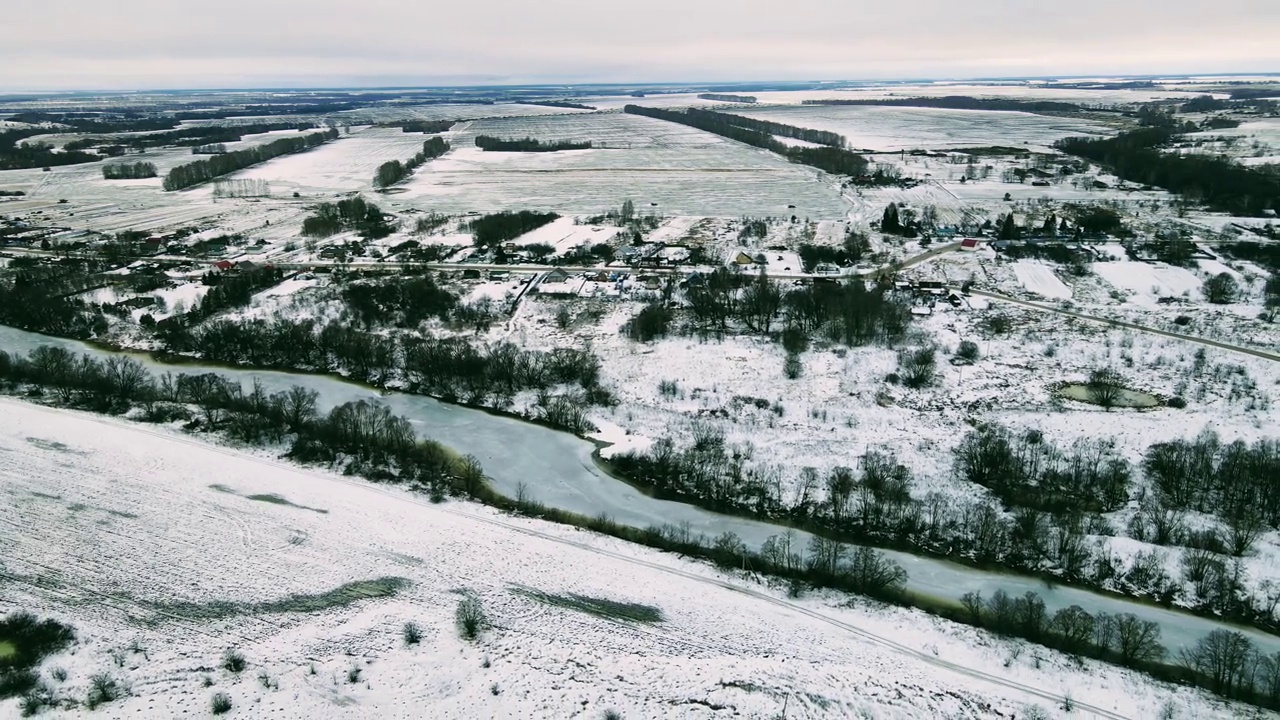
0,641,14,659
157,577,410,620
209,484,328,514
512,587,664,624
245,493,330,514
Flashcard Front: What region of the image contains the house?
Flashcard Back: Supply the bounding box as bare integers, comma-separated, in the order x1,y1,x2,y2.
814,263,840,275
731,251,755,266
212,260,234,271
461,268,482,280
543,268,570,283
960,238,980,251
488,270,509,281
236,260,259,272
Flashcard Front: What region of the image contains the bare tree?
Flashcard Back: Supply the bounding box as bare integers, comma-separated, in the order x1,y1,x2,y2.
1087,367,1125,410
1114,613,1165,665
1180,629,1255,695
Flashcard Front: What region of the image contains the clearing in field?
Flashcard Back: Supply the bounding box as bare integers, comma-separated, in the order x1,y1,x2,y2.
1093,261,1203,306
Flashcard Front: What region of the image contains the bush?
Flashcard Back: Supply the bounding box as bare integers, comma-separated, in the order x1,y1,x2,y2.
956,340,980,362
84,673,119,709
456,596,486,641
781,326,809,354
783,353,802,379
1087,367,1125,409
402,622,422,645
624,302,673,342
347,667,362,684
211,692,233,715
603,711,623,720
221,649,246,673
1167,396,1187,409
897,347,937,388
1203,272,1238,304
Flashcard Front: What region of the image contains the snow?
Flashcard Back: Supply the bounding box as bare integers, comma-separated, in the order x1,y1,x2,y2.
255,277,318,299
1093,262,1203,307
0,398,1255,719
1011,261,1072,299
509,216,619,253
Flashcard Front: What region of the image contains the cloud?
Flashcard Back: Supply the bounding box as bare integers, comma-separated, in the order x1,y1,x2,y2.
1,0,1275,89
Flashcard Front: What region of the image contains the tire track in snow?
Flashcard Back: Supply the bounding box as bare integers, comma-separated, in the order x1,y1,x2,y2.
2,399,1135,719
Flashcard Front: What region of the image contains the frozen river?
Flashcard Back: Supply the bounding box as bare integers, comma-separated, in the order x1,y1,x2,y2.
1,324,1276,657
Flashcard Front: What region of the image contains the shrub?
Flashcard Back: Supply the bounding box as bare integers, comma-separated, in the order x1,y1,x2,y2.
898,347,937,388
780,326,809,354
456,596,487,641
783,353,802,380
211,692,232,714
221,649,246,673
347,667,362,684
84,673,119,709
402,622,422,645
1203,272,1238,304
1167,396,1187,409
658,380,680,398
956,340,980,362
624,302,673,342
603,711,623,720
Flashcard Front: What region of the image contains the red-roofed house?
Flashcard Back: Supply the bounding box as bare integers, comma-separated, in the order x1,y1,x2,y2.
960,238,980,251
212,260,233,271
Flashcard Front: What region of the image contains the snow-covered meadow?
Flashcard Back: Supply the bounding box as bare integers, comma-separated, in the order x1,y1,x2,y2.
0,400,1253,719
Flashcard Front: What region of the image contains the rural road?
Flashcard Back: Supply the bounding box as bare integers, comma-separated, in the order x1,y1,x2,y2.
968,288,1280,363
2,398,1136,720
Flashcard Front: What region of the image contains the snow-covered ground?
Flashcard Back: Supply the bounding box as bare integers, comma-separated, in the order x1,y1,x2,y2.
0,399,1254,719
1011,261,1073,299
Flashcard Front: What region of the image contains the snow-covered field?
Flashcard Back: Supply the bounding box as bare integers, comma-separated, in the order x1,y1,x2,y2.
0,399,1253,719
396,113,852,217
1012,261,1073,299
1092,261,1203,306
727,105,1113,152
233,127,436,194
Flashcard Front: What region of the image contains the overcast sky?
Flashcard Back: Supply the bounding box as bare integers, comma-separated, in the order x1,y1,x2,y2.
1,0,1276,90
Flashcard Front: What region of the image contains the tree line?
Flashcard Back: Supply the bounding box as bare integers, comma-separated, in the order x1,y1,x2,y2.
687,108,845,147
162,128,338,191
387,120,455,133
373,137,450,188
697,94,758,103
516,101,596,110
468,210,559,247
101,161,157,180
0,345,480,498
474,136,592,152
1055,128,1280,216
0,260,107,338
623,105,870,178
802,95,1084,114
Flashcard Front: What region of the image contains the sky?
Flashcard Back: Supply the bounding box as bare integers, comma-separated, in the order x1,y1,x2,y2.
0,0,1277,91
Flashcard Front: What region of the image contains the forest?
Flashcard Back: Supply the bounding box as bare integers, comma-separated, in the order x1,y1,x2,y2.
162,128,338,191
467,210,559,247
0,128,99,170
1055,128,1280,216
474,136,592,152
623,105,870,177
64,121,314,153
101,161,157,180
